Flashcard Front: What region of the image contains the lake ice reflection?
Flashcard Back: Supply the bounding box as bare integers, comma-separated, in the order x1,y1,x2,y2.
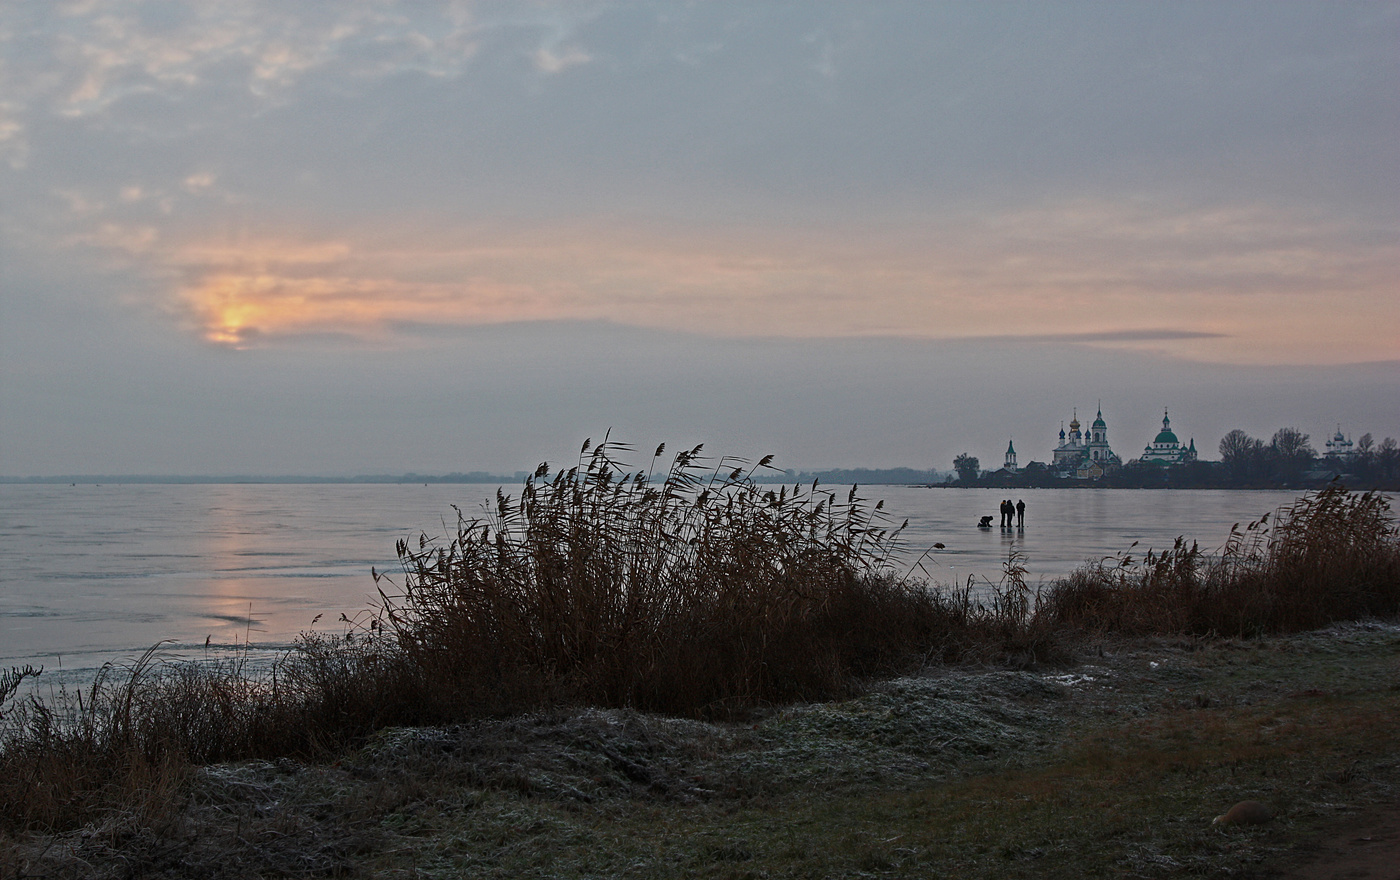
1,483,1308,675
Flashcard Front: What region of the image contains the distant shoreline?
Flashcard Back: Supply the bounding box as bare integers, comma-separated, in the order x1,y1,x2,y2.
0,476,1383,490
0,469,947,486
0,473,526,485
4,470,1392,491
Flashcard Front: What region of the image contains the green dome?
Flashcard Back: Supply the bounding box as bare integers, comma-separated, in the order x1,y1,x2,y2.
1152,409,1177,446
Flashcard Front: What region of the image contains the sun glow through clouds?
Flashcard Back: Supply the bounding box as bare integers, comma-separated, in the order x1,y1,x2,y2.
156,200,1400,364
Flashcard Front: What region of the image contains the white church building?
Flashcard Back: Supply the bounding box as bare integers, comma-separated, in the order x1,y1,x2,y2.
1139,409,1197,466
1052,407,1121,477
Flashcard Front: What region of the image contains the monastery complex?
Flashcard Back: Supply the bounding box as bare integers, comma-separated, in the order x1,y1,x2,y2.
1002,406,1197,480
967,415,1391,489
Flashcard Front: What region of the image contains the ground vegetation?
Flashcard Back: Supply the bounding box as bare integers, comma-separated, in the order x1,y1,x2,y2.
1,440,1398,877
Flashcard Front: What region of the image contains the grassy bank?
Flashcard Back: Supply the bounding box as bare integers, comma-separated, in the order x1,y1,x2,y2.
7,623,1399,878
1,439,1397,871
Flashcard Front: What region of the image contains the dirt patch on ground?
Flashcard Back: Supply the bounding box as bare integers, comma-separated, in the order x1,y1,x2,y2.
1274,802,1400,880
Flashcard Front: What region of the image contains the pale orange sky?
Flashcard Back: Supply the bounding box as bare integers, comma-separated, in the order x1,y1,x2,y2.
154,202,1397,364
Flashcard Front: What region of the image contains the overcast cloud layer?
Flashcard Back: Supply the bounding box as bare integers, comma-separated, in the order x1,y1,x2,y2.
1,1,1397,476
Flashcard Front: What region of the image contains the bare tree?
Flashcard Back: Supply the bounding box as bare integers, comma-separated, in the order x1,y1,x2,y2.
1219,429,1265,484
1268,427,1315,483
1350,432,1378,482
1378,437,1400,481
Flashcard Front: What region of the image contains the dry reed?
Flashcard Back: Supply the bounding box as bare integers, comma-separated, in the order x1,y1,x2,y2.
1040,482,1400,637
370,437,942,718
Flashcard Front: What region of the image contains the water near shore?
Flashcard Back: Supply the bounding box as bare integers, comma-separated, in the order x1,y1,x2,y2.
0,483,1306,675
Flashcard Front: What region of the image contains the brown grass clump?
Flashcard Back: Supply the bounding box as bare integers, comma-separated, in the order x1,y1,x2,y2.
1040,482,1400,637
914,551,1069,668
0,649,219,833
370,437,947,719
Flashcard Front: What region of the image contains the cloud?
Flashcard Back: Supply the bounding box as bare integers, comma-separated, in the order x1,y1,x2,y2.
2,2,488,139
181,171,216,194
532,44,589,74
45,194,1371,366
971,330,1228,344
4,3,1397,368
0,101,23,168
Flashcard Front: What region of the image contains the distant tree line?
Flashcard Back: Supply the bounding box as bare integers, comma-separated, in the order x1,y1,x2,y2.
948,427,1400,490
1216,428,1399,488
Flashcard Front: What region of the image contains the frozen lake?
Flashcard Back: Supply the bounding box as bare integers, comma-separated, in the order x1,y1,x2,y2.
0,482,1310,676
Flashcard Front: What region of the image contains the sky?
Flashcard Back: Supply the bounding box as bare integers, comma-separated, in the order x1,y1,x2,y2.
1,1,1397,477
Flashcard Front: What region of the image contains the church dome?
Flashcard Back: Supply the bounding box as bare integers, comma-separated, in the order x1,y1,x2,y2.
1153,409,1177,445
1092,408,1106,429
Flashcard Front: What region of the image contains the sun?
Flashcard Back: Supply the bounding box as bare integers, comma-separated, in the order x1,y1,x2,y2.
186,275,279,348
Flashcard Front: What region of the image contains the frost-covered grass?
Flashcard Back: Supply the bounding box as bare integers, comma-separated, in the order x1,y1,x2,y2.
9,622,1398,878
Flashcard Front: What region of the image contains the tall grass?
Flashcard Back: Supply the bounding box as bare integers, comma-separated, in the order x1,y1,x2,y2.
1040,483,1400,637
374,437,941,717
